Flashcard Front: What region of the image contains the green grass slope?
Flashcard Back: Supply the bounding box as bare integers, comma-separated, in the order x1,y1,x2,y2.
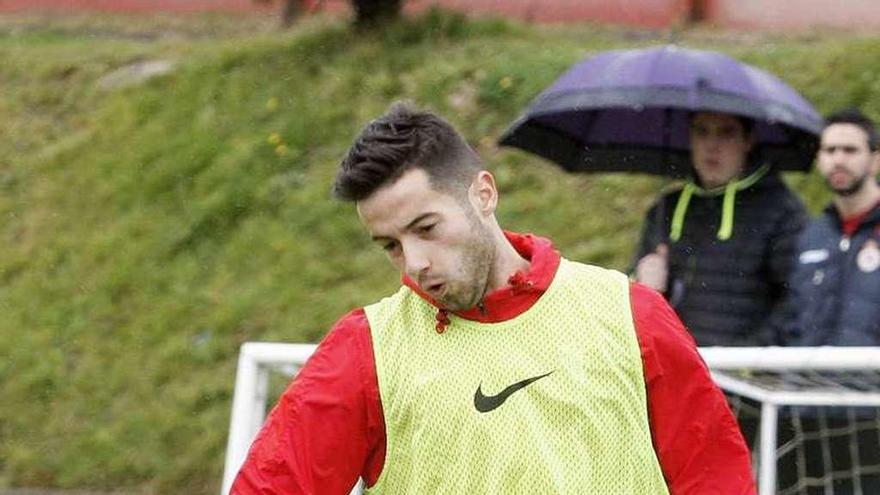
2,11,880,494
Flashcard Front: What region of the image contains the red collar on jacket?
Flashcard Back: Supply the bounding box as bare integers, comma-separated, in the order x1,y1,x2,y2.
401,231,561,331
840,199,880,237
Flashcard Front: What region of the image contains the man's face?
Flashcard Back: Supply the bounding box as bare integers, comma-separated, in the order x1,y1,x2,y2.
357,168,495,311
689,112,753,189
817,123,879,197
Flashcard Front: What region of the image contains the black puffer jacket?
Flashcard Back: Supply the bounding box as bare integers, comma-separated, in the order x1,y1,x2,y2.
784,200,880,345
632,169,807,346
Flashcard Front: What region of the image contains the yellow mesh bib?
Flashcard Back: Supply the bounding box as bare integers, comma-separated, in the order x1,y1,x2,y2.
364,259,668,494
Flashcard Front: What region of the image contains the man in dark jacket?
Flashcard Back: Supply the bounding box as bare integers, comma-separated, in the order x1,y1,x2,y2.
785,108,880,345
780,108,880,495
633,111,807,346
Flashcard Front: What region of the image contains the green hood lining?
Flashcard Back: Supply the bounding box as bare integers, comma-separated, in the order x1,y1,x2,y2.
669,163,771,242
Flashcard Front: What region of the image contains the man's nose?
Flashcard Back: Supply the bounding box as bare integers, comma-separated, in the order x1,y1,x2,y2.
402,241,431,276
826,149,847,165
706,134,724,148
833,148,849,159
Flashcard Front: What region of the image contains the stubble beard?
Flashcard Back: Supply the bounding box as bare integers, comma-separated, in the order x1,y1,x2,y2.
827,168,870,197
438,218,496,312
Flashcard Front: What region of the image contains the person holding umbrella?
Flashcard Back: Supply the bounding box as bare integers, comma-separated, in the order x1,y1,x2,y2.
500,45,821,347
632,110,807,346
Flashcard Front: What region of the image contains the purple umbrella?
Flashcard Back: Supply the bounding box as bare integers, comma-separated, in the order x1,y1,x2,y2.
498,45,822,177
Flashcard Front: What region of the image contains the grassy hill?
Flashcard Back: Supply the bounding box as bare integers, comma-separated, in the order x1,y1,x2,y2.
2,10,880,494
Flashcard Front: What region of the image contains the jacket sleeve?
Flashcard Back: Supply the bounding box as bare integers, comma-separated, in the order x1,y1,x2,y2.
631,283,756,495
230,309,386,495
761,194,808,344
630,198,666,274
778,226,812,345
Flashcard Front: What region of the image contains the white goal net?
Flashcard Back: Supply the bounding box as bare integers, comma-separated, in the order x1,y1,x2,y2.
221,344,880,495
703,347,880,495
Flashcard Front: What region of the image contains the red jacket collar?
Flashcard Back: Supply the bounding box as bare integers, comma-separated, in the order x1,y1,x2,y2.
839,199,880,237
401,231,561,327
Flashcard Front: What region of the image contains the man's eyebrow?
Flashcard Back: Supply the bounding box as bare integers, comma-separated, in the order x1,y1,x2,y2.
370,213,437,242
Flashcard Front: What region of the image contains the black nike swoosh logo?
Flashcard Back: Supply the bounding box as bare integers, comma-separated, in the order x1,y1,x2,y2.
473,371,554,413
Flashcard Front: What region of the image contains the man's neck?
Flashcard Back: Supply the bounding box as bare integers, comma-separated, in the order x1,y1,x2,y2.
835,181,880,218
487,230,532,293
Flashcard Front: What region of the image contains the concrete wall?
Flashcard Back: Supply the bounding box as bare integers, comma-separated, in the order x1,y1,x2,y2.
0,0,274,13
706,0,880,31
2,0,880,31
0,0,691,27
406,0,691,28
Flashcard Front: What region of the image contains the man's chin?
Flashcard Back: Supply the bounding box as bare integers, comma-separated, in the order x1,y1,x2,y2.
828,179,864,197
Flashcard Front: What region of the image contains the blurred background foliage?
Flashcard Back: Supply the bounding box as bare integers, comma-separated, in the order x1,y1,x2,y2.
1,8,879,494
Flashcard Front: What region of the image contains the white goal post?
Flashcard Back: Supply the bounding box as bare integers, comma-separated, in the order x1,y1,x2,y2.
222,343,322,495
221,344,880,495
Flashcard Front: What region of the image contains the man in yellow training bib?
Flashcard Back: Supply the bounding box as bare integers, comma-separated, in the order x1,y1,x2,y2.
232,102,755,494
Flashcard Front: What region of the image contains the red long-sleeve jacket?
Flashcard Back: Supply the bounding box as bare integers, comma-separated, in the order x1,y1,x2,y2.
232,232,755,494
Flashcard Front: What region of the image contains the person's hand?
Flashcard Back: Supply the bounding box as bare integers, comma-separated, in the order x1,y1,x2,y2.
635,244,669,293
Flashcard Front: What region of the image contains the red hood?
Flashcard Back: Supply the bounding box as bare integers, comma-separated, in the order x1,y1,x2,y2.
402,231,561,329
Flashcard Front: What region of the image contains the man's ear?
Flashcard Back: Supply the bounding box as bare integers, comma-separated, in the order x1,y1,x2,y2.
470,170,498,216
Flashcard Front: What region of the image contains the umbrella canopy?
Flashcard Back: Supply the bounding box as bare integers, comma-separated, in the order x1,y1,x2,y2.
498,45,823,177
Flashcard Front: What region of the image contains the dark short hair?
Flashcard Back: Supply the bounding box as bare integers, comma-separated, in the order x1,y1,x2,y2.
333,102,482,202
737,116,754,136
824,108,878,151
689,111,754,136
